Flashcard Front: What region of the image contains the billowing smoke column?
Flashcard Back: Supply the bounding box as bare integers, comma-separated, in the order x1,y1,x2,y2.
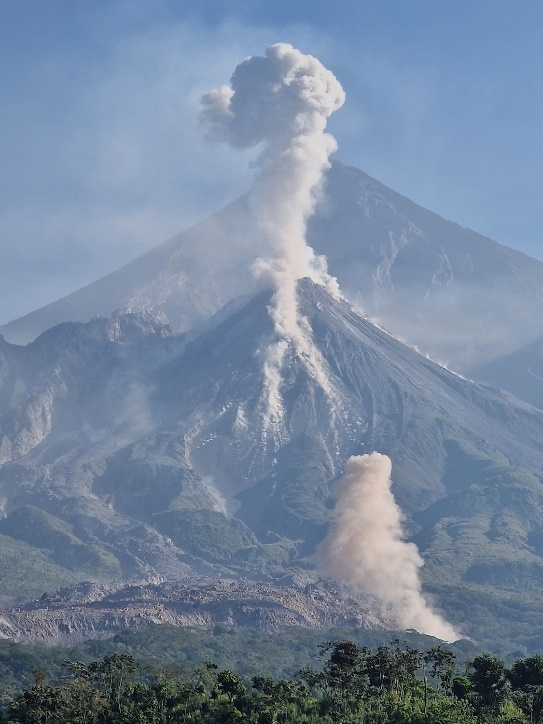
317,453,460,642
200,43,344,425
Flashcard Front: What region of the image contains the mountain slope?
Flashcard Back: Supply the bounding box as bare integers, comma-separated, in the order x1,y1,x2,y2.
468,337,543,410
2,282,543,644
0,196,257,346
3,163,543,379
310,163,543,370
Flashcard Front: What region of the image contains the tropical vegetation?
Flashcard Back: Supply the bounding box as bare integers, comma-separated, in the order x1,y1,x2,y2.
3,639,543,722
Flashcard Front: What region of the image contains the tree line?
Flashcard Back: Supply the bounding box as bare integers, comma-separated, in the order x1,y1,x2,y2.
3,639,543,722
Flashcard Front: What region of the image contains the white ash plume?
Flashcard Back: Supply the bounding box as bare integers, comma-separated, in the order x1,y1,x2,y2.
317,452,460,642
200,43,344,426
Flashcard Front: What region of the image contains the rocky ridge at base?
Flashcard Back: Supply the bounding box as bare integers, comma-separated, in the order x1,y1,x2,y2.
0,577,392,645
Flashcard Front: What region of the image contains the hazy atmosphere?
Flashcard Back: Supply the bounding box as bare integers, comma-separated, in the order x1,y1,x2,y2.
1,0,543,323
6,4,543,701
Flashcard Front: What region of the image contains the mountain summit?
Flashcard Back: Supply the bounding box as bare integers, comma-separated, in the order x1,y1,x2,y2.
4,159,543,648
4,162,543,379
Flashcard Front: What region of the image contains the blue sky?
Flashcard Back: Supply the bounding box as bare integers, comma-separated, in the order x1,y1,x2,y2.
1,0,543,324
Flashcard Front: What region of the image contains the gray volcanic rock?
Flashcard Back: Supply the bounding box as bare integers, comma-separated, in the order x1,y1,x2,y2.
0,578,390,645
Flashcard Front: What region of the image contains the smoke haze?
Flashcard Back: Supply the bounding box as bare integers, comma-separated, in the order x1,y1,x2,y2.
200,43,344,425
317,452,460,641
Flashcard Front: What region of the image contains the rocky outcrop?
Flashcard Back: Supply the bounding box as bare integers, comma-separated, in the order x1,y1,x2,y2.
0,578,391,645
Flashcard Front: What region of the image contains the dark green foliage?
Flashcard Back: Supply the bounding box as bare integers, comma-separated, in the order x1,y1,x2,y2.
467,652,508,718
0,624,480,702
424,645,456,694
509,655,543,723
426,579,543,661
5,638,543,722
65,624,474,683
300,640,370,720
0,640,487,724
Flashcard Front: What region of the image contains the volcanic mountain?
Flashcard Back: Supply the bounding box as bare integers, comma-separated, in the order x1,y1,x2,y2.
3,162,543,385
2,279,543,646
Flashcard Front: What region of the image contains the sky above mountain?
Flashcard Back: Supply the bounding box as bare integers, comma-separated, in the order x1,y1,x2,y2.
1,0,543,324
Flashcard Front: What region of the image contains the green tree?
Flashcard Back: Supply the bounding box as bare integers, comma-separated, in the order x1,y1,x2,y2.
8,684,68,724
88,653,139,722
424,646,456,695
301,640,369,722
452,675,471,700
509,654,543,723
467,652,508,718
217,669,245,702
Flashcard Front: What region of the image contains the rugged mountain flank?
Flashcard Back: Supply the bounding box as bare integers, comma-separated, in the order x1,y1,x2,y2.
1,281,543,643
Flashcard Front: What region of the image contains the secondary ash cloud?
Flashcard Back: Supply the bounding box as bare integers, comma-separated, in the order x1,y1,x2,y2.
317,453,460,642
200,43,345,425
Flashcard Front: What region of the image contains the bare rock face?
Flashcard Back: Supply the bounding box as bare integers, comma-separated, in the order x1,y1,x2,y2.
0,281,543,643
0,578,391,645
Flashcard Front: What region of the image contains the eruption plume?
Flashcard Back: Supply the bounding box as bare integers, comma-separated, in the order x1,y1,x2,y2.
317,453,460,641
200,43,344,425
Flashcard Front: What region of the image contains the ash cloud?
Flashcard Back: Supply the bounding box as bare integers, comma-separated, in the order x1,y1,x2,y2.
317,452,460,641
200,43,344,425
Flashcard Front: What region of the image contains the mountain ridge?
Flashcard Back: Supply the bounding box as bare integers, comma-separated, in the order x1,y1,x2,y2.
1,281,543,647
4,162,543,379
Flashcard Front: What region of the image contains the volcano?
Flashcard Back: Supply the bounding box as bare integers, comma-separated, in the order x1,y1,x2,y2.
4,162,543,383
1,279,543,645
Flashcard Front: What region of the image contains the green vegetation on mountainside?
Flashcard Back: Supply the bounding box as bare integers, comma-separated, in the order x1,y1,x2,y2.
153,509,257,562
0,534,80,602
415,439,543,592
0,507,121,600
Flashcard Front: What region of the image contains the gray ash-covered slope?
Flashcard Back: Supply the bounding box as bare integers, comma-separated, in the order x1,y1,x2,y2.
468,337,543,411
0,578,390,644
309,163,543,371
3,162,543,380
2,280,543,632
